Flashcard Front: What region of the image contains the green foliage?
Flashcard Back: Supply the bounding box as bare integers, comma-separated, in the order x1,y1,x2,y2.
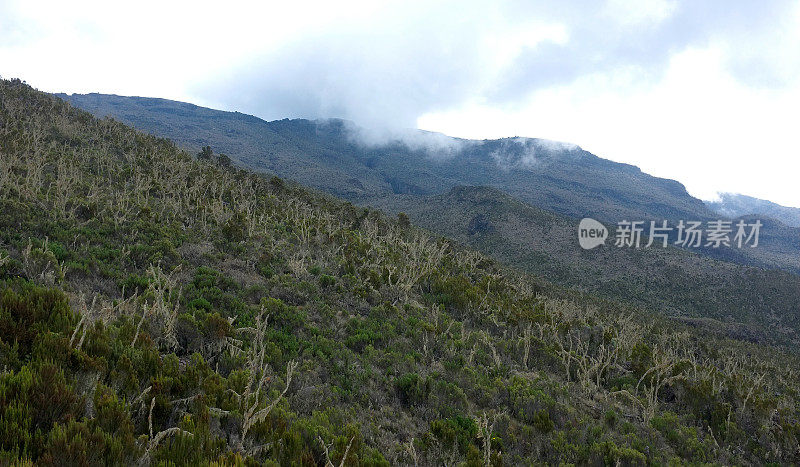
429,415,478,453
651,412,714,461
0,281,74,366
217,153,232,168
396,373,429,407
397,212,410,228
197,146,213,160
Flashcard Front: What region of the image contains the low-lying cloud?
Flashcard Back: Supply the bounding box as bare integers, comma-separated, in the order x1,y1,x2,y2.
490,137,582,171
340,121,469,160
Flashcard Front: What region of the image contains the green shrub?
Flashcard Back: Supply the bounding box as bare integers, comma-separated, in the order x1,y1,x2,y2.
319,274,336,288
429,415,478,453
396,373,429,406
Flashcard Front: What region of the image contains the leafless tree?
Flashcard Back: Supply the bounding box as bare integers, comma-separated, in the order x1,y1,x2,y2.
208,308,298,454
136,396,194,466
131,265,182,350
318,435,355,467
476,411,503,467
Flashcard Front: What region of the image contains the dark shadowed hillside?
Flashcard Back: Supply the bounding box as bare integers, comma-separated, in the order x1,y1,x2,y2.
2,79,799,464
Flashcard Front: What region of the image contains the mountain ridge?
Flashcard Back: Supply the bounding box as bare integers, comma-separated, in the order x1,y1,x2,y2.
56,92,712,222
57,92,800,276
707,192,800,228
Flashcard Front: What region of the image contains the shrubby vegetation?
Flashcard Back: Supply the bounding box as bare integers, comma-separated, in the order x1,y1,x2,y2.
2,78,799,464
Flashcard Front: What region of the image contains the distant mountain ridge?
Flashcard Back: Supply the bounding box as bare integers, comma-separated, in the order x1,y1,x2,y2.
57,92,800,275
707,192,800,228
52,91,800,348
56,92,713,222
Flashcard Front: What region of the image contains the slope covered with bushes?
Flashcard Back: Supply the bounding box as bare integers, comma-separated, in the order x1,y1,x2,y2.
2,79,799,465
371,185,800,347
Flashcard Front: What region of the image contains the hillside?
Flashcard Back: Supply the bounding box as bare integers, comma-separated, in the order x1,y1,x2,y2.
57,92,800,276
2,79,799,464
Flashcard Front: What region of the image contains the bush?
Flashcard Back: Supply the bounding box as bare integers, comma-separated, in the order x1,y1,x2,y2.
429,415,478,453
396,373,429,407
319,274,336,288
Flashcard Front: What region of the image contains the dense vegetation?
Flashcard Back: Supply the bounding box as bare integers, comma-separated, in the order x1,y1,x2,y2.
57,92,800,350
3,79,800,465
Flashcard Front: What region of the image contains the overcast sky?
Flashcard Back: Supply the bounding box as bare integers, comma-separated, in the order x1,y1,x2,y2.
2,0,799,206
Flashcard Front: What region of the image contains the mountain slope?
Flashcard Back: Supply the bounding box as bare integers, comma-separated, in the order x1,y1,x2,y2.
3,80,800,464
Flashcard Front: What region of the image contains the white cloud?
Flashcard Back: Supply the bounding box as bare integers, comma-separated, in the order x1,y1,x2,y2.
0,0,382,99
482,21,569,72
603,0,678,26
339,121,468,160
